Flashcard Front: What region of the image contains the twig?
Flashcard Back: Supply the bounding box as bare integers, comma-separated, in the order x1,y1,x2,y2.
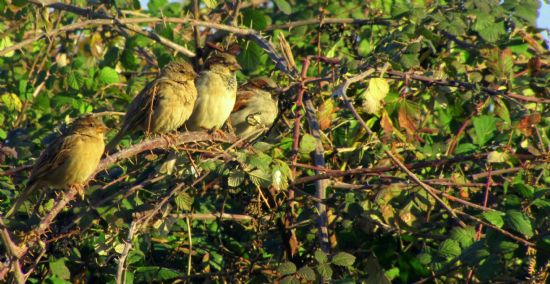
304,93,330,253
0,217,26,283
266,17,393,31
290,153,544,185
116,221,137,284
185,216,192,276
471,167,524,180
170,213,256,222
385,70,550,104
456,211,535,247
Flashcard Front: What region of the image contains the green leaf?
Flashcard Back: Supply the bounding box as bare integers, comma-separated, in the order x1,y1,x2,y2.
472,115,498,146
450,226,476,248
248,169,271,187
314,249,328,264
135,266,183,280
49,258,71,280
203,0,218,9
438,239,461,258
299,134,317,154
454,143,478,154
316,263,333,279
98,67,119,85
478,21,506,43
174,191,193,211
147,0,168,15
228,171,245,187
400,53,420,68
331,252,356,267
242,9,268,30
67,72,84,90
482,211,505,228
476,255,502,282
366,255,391,284
417,252,431,264
278,261,297,276
273,0,292,15
296,266,316,281
238,41,263,72
506,210,534,238
279,275,300,284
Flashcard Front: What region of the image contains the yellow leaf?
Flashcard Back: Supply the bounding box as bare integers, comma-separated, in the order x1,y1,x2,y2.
362,96,382,114
114,243,126,254
56,53,68,67
89,32,104,58
367,78,389,100
1,93,22,112
362,78,389,114
487,151,510,164
0,37,15,57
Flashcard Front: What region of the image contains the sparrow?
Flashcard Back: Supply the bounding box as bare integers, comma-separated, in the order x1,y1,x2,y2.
106,59,197,152
185,52,241,131
229,76,279,139
5,116,108,217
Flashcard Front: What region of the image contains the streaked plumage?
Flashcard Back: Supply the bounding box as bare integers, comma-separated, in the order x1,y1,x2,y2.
106,59,197,152
230,76,279,139
5,116,107,217
185,53,241,131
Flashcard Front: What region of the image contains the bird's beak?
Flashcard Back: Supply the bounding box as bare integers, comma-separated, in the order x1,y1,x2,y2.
231,62,242,71
96,125,109,133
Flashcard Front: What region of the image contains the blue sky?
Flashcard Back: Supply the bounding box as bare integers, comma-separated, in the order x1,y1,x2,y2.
538,2,550,39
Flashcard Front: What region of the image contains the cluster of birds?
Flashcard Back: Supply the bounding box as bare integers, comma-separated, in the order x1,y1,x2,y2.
5,52,280,217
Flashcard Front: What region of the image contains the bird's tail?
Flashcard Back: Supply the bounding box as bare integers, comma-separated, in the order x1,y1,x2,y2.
4,183,37,218
158,151,178,175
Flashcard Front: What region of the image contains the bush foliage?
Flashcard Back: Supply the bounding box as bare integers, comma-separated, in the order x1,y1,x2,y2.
0,0,549,283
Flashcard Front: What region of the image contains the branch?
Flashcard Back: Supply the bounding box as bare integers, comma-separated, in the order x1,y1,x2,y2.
169,213,256,222
333,69,467,227
18,1,196,57
304,94,330,253
291,153,543,185
12,1,299,77
3,131,233,277
266,17,393,31
97,131,235,172
116,221,137,284
456,211,535,247
385,70,550,104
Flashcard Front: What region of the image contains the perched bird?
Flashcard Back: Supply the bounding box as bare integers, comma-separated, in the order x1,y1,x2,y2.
106,59,197,152
185,52,241,131
230,76,279,139
5,116,108,217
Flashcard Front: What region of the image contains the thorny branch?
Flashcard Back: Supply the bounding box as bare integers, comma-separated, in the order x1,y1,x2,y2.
0,132,233,279
1,1,547,282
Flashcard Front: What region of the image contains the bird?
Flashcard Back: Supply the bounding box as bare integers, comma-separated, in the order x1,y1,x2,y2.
105,59,197,152
5,116,108,217
185,52,241,131
229,76,279,139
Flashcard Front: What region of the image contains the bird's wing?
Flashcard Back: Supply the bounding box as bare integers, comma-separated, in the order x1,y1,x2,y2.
5,134,72,217
27,134,73,185
233,90,256,112
123,79,163,134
